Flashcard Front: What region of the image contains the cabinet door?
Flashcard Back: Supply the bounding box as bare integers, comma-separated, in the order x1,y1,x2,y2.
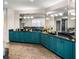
64,40,74,59
56,38,64,57
41,34,47,46
42,35,48,47
9,31,14,42
32,32,40,43
24,32,32,43
15,32,20,42
50,36,57,52
20,32,25,42
72,42,75,59
44,35,51,49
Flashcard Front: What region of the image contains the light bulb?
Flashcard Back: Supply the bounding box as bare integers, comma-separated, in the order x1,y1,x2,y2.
51,15,54,17
24,16,27,19
4,1,8,5
54,14,58,16
59,13,63,16
31,16,34,18
30,0,34,2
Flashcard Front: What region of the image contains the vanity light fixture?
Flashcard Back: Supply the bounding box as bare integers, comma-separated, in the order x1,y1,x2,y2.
4,1,8,5
71,13,75,16
27,16,30,19
54,14,58,16
46,12,52,15
69,9,75,13
19,17,23,19
62,16,68,19
31,16,34,19
30,0,34,2
65,8,67,10
50,15,54,17
24,16,27,19
59,13,63,16
24,16,34,19
46,11,55,15
71,17,75,20
46,17,49,20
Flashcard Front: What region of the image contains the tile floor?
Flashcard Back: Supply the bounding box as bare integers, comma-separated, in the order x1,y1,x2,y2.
8,43,61,59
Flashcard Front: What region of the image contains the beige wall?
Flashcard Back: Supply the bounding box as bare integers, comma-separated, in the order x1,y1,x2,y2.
7,9,15,29
68,0,75,28
3,9,9,48
68,13,75,28
3,8,20,48
68,19,75,28
45,16,56,31
7,8,20,30
14,11,20,29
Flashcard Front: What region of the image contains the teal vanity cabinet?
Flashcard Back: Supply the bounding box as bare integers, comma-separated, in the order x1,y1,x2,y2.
9,31,24,42
44,35,51,49
14,31,19,42
9,31,40,43
47,35,64,57
9,31,19,42
49,36,75,59
49,36,57,53
40,34,57,52
63,40,75,59
19,32,25,42
32,32,40,43
72,42,75,59
40,33,51,48
23,31,40,43
13,31,25,42
40,33,75,59
56,38,65,58
40,33,48,46
9,31,15,42
50,36,75,59
23,32,32,43
23,32,40,43
9,31,75,59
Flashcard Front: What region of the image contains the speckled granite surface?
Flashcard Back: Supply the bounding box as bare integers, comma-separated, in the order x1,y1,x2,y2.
9,43,61,59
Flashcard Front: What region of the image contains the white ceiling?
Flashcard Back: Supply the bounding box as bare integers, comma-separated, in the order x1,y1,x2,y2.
4,0,63,10
3,0,75,14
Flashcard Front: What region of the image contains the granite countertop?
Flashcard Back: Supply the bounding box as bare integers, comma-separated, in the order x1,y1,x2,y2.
42,32,75,42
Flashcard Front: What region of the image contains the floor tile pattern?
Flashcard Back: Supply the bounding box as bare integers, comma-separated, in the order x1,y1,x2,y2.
9,43,61,59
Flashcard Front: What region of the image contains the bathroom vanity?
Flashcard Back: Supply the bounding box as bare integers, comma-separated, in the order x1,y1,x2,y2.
9,31,75,59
